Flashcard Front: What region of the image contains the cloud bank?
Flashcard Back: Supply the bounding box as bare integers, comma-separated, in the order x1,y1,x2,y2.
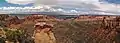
55,0,119,15
4,0,120,15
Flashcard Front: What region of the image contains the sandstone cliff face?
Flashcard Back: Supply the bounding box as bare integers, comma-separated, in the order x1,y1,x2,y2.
0,15,9,21
4,16,24,28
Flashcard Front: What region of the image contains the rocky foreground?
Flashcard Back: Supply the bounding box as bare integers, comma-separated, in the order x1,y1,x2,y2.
0,14,120,43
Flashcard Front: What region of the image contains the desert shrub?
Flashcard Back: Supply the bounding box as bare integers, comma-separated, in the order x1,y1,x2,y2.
5,29,23,40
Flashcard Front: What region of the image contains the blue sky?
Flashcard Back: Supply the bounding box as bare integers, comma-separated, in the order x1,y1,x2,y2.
0,0,33,7
0,3,33,7
103,0,120,4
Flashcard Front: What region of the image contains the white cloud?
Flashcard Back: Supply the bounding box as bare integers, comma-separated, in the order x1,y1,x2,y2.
5,0,35,5
4,0,120,15
53,0,119,15
94,3,119,11
34,0,58,6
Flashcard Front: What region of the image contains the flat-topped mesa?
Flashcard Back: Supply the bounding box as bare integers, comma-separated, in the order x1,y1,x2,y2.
24,14,57,22
24,15,46,21
75,15,117,21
